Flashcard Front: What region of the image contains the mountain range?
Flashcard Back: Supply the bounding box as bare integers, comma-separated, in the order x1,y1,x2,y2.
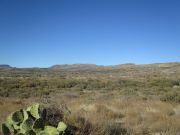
1,62,180,70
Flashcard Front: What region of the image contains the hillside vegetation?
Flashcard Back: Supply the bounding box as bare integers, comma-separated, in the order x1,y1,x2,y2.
0,62,180,135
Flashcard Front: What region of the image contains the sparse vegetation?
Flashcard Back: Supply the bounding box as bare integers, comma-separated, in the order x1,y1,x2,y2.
0,63,180,135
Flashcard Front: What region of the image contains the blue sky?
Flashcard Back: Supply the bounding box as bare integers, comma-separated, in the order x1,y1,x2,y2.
0,0,180,67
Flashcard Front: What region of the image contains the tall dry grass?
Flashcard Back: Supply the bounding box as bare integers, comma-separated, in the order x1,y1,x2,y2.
0,90,180,135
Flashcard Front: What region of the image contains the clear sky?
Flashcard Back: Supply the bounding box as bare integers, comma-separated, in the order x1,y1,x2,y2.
0,0,180,67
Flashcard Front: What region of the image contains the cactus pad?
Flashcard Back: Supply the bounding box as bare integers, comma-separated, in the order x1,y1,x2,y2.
44,126,59,135
23,109,29,121
57,121,67,132
24,130,36,135
12,111,24,124
28,103,40,119
33,118,44,130
2,123,11,135
21,118,34,133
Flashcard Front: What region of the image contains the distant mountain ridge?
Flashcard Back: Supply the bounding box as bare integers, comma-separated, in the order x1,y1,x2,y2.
49,62,180,71
49,64,105,71
1,62,180,70
0,64,12,69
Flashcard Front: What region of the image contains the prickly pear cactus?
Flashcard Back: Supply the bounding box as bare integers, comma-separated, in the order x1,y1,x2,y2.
1,103,67,135
57,122,67,133
28,103,40,119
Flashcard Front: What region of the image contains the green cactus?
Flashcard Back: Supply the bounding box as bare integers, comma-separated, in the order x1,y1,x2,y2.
16,133,24,135
13,123,21,130
37,131,49,135
1,103,68,135
24,130,36,135
27,103,40,119
7,115,13,125
12,111,24,124
33,118,44,130
57,121,67,133
23,109,29,122
3,121,14,133
2,123,11,135
44,126,59,135
20,118,34,133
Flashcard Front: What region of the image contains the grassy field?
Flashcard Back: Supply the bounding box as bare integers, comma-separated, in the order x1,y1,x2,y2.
0,63,180,135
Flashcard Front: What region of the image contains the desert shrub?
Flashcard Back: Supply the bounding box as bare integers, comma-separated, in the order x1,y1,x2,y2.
150,78,177,88
44,107,64,127
160,90,180,103
171,80,180,86
117,79,140,87
0,88,9,97
120,88,138,95
86,80,106,90
74,117,93,135
105,123,128,135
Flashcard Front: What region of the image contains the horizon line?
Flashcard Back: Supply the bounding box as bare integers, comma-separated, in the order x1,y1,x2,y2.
0,61,180,68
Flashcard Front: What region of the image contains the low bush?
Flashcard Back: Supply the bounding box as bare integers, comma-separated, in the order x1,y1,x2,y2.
160,90,180,103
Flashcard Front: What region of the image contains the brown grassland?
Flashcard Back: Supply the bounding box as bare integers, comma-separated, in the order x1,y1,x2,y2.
0,63,180,135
